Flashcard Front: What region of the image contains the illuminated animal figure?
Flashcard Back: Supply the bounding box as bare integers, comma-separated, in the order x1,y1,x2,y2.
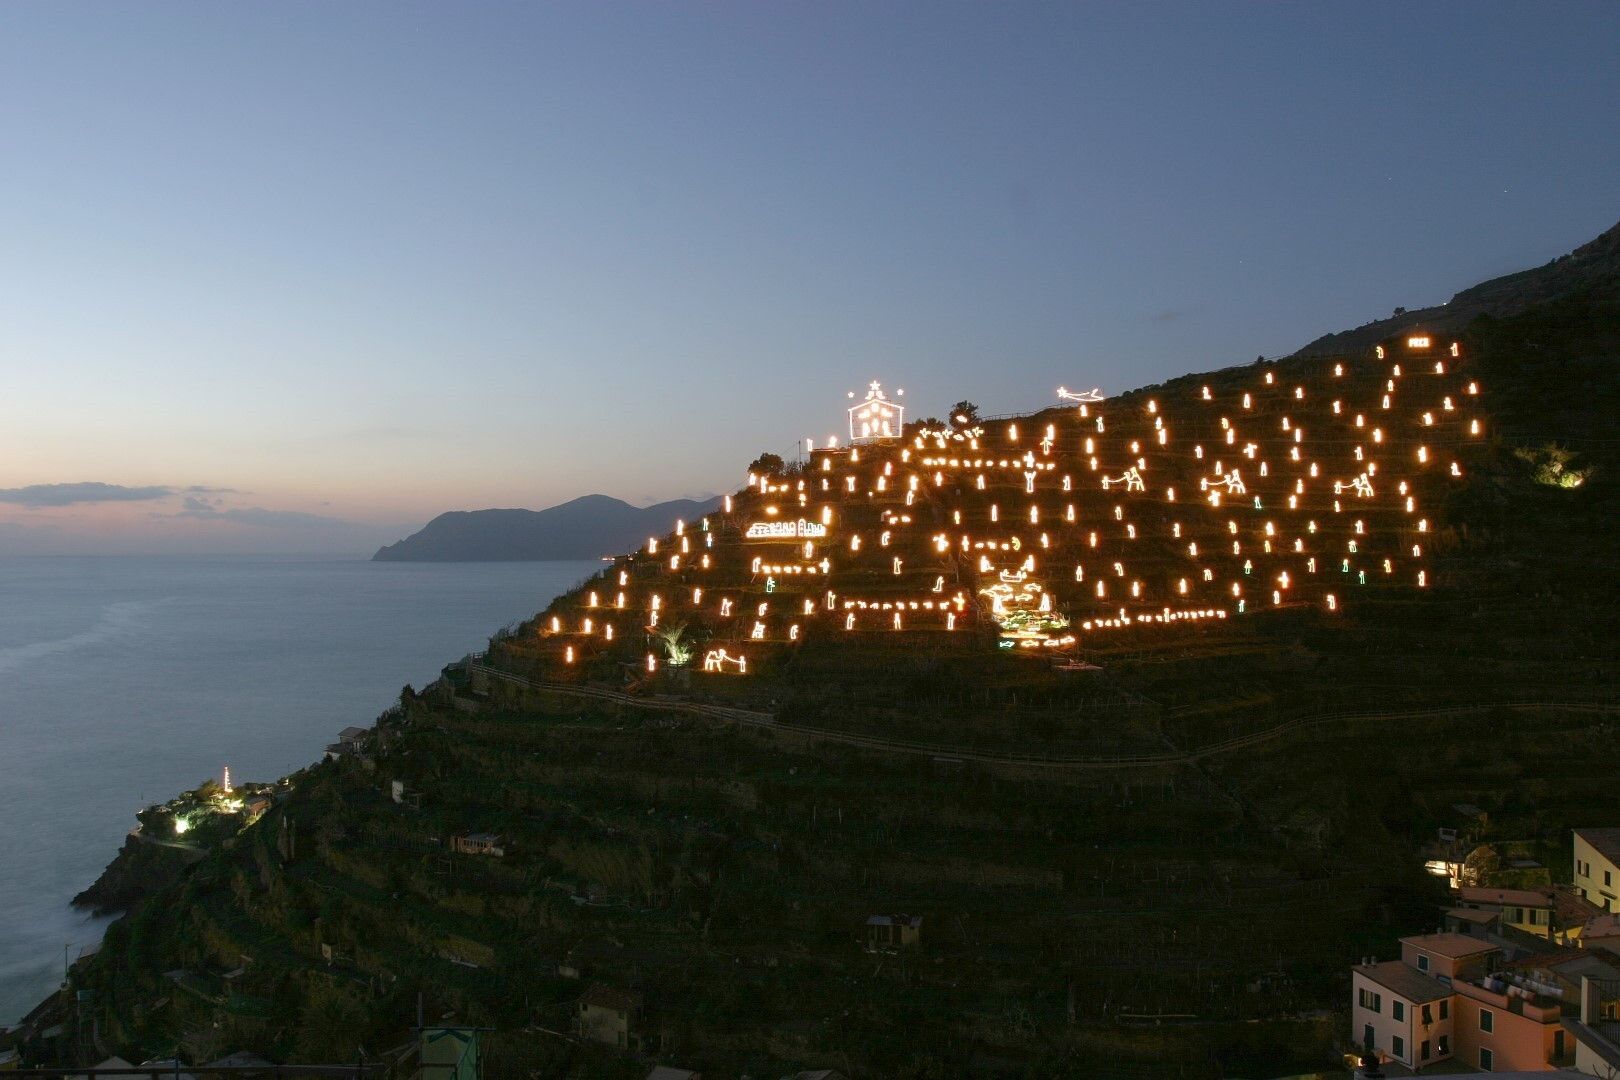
1102,467,1145,493
1335,474,1375,498
1201,470,1245,495
703,649,747,674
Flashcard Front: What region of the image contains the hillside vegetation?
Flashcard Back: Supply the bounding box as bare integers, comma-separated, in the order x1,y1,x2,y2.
60,249,1620,1079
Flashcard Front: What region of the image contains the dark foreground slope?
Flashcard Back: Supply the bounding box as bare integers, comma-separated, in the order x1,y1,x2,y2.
374,495,722,562
59,278,1620,1079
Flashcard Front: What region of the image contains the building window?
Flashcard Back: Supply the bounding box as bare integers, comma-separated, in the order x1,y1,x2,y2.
1363,1023,1375,1051
1359,988,1382,1013
1479,1007,1494,1033
1416,954,1429,971
1421,1038,1431,1061
1439,999,1449,1021
1438,1033,1450,1055
1392,1000,1405,1022
1480,1046,1493,1070
1421,1003,1432,1025
1608,870,1613,887
1393,1035,1405,1060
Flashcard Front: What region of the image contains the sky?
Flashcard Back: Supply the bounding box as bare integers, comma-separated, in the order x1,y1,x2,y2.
1,3,1617,555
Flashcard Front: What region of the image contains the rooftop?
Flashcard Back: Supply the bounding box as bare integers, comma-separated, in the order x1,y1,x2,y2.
1446,906,1499,924
1401,932,1499,959
1458,884,1554,908
581,982,643,1014
1577,827,1620,865
1355,961,1452,1004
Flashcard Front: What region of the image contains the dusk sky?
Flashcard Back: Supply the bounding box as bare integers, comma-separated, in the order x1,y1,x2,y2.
2,3,1616,554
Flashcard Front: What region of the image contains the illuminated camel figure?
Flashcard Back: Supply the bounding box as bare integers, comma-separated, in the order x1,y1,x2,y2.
703,649,747,674
1334,474,1375,498
1057,386,1105,404
1101,467,1145,493
1200,470,1246,495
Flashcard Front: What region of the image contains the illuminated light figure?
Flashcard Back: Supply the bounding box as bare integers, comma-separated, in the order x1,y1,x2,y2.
850,534,861,552
1307,557,1316,573
1101,467,1145,493
880,530,891,547
1242,393,1251,408
1467,381,1479,395
1057,385,1105,404
703,649,747,674
1358,570,1367,585
1450,461,1462,477
549,616,562,633
720,598,734,617
844,613,855,630
1418,571,1427,587
1334,363,1344,376
1166,487,1176,502
1195,445,1204,460
1422,412,1434,426
587,591,599,608
1024,470,1037,494
1417,446,1428,464
646,652,656,672
1065,504,1076,522
1383,559,1393,574
605,624,614,641
947,612,957,630
751,621,766,640
848,381,904,441
564,645,575,664
1295,386,1304,399
1201,385,1212,400
892,557,903,575
615,591,626,608
582,617,594,635
1178,578,1188,595
892,612,903,630
1272,591,1281,606
648,538,658,554
1063,475,1072,492
1095,580,1106,598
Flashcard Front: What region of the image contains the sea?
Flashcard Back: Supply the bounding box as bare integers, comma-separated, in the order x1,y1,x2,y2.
0,554,596,1025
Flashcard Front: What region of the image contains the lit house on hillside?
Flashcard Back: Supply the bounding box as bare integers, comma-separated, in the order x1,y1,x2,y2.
1351,933,1582,1071
848,381,903,442
1574,828,1620,913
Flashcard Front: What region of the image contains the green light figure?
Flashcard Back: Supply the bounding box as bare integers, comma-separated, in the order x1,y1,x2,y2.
1253,496,1262,509
1358,570,1367,585
765,576,776,593
1243,559,1253,575
1238,599,1246,613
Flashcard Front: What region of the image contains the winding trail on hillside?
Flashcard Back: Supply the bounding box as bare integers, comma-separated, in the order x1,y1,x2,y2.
467,663,1616,769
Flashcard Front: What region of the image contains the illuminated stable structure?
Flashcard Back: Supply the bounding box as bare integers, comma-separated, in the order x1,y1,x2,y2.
848,381,904,442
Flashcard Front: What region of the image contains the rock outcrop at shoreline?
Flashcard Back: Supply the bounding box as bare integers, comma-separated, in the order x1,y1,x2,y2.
73,831,204,916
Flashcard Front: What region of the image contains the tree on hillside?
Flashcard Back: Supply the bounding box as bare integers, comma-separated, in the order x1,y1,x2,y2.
749,452,785,476
950,401,981,426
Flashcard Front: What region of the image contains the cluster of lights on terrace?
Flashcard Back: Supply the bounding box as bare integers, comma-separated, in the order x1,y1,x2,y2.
517,339,1482,678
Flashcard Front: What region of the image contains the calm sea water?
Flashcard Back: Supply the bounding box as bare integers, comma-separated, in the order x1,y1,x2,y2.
0,555,595,1024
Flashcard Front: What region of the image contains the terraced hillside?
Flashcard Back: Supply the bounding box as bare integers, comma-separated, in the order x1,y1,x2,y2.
63,288,1620,1079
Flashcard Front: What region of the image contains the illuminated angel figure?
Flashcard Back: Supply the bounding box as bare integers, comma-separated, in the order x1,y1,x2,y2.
1057,386,1105,403
1101,467,1145,493
1334,474,1375,498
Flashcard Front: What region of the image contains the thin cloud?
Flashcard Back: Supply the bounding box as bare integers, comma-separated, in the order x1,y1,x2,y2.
0,482,175,507
172,503,353,529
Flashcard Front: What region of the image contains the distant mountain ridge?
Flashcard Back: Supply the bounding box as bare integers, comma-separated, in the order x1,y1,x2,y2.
372,494,722,562
1292,218,1620,356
